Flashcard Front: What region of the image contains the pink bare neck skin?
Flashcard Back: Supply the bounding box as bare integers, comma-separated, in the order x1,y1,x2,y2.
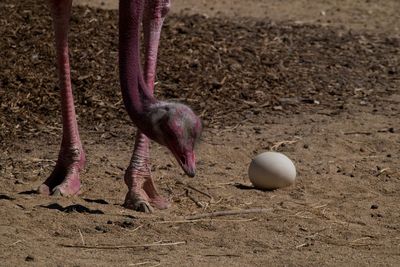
120,0,202,212
118,0,155,122
119,0,202,177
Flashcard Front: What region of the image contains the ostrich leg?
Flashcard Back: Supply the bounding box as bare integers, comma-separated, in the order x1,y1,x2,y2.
38,0,85,196
123,0,170,212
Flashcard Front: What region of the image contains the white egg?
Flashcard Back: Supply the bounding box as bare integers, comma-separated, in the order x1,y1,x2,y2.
248,152,296,190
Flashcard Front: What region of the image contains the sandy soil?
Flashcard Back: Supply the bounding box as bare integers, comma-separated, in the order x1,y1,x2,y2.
1,0,400,266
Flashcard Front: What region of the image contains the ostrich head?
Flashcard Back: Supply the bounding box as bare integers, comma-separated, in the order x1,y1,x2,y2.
145,101,202,177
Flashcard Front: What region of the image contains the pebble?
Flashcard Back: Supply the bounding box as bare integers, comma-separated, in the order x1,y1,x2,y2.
25,256,34,262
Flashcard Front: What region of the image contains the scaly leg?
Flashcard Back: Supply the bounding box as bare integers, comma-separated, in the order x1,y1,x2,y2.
124,134,169,212
123,0,171,212
38,0,85,196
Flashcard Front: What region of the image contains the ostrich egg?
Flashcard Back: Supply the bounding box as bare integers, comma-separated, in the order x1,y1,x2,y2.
248,152,296,190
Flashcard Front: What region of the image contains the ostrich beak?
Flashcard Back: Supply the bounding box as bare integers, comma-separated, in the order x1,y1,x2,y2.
175,150,196,177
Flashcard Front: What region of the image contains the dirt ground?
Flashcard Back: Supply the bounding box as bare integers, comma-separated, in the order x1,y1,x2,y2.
1,0,400,266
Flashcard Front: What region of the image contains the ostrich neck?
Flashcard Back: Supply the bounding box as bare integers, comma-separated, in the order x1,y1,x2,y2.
119,0,157,126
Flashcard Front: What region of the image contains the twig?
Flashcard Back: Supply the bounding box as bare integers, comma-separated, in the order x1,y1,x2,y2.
61,241,186,249
129,225,143,233
296,243,309,249
270,139,300,150
312,204,328,209
350,243,376,247
305,233,319,239
122,225,143,233
349,237,372,243
176,180,213,199
375,168,390,177
8,240,23,246
78,229,85,245
31,158,57,163
155,219,203,224
204,254,241,257
210,198,223,204
343,131,372,135
187,185,213,199
199,109,207,118
186,190,204,208
129,261,160,266
221,123,241,132
185,208,272,220
292,211,313,219
155,217,257,224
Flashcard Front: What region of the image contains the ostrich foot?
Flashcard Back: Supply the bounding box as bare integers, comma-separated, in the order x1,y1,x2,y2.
38,146,85,196
124,190,170,213
124,191,154,213
123,167,170,213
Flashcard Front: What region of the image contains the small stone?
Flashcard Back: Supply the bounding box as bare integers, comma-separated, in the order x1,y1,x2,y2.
122,220,134,228
371,204,379,209
25,256,34,262
95,225,108,233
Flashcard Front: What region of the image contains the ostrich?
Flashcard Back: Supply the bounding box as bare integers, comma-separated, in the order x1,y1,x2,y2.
38,0,202,213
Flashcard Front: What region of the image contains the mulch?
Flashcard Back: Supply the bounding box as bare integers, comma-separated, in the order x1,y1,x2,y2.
1,0,399,143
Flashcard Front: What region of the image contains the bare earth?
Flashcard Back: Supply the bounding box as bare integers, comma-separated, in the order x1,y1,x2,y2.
1,0,400,266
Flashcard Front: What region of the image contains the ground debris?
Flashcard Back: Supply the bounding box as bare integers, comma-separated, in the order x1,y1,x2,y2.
1,0,399,144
